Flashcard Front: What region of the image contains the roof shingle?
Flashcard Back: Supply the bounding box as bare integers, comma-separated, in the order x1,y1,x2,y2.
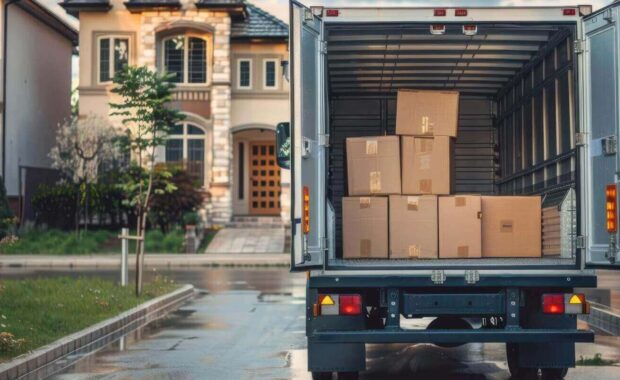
231,2,288,39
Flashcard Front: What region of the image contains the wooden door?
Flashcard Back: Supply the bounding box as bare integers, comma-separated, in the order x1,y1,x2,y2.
249,142,281,215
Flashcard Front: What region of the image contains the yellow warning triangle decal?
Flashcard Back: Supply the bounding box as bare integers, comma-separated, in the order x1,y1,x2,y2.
321,295,335,305
569,295,582,304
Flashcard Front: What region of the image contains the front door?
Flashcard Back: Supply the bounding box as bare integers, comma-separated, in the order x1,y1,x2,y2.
249,142,281,215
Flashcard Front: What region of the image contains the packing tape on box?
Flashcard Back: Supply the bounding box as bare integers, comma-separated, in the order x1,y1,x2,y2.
500,219,514,232
369,171,382,193
408,245,421,258
360,239,371,257
407,196,419,211
419,154,432,170
420,116,434,135
455,197,466,207
359,197,371,209
419,179,432,194
457,246,469,258
365,140,378,155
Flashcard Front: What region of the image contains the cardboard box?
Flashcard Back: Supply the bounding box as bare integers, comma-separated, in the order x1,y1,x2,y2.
439,195,482,258
395,89,460,137
342,197,388,259
401,136,454,195
482,196,542,258
346,136,401,196
389,195,438,259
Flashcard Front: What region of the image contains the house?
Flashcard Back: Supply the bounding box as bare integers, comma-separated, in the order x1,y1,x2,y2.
60,0,290,225
0,0,77,217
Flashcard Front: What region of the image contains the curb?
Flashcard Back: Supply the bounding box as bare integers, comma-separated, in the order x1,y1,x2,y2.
0,284,195,380
0,254,290,268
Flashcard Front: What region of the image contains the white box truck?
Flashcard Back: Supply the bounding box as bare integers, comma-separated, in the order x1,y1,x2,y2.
274,2,620,379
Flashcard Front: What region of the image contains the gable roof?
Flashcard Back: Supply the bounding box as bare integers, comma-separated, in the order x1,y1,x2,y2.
60,0,289,40
231,2,288,40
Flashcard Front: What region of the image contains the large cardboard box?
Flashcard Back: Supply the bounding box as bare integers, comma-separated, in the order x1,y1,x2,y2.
346,136,401,196
482,196,542,258
439,195,482,258
395,90,459,137
389,195,438,259
401,136,453,195
342,197,388,259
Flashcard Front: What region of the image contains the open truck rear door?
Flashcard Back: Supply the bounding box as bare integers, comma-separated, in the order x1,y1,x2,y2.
584,4,620,269
290,1,327,270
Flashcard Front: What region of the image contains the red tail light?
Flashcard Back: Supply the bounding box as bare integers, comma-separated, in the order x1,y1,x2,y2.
606,184,617,233
542,294,565,314
339,294,362,315
455,9,468,17
563,8,577,16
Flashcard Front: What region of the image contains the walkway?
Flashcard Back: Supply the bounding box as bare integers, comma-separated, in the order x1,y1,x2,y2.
205,227,285,254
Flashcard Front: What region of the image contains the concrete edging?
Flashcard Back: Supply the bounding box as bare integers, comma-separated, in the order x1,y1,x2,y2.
0,254,290,268
0,284,195,380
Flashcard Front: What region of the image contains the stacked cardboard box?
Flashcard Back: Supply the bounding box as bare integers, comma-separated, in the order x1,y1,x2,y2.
343,89,542,259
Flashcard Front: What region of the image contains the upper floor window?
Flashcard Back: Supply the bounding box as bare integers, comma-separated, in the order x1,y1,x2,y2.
98,36,130,83
263,59,278,89
163,35,208,84
237,59,252,89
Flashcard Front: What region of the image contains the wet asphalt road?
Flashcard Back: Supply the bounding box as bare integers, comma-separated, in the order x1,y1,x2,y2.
2,267,620,379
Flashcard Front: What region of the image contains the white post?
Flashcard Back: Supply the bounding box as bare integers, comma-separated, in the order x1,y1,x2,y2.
121,228,129,287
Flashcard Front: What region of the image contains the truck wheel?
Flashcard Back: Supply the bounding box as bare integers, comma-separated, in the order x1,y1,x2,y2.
312,372,332,380
337,372,359,380
541,368,569,379
506,343,538,379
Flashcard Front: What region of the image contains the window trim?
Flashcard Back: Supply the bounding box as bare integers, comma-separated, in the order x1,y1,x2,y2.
165,122,209,187
96,34,132,85
263,58,279,90
237,58,253,90
160,34,210,86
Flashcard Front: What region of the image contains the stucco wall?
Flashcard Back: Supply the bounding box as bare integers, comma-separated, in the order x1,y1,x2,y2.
3,5,73,196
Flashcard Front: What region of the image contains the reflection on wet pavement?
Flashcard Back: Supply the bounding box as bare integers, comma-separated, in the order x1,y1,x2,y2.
1,267,618,379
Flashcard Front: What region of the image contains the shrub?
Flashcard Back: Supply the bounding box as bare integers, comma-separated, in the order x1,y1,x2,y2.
182,211,201,227
149,168,205,232
0,176,15,239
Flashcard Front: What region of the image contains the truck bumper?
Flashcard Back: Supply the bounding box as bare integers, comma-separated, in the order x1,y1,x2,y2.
309,328,594,344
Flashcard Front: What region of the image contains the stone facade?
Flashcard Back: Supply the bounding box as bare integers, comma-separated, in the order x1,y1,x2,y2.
67,0,290,226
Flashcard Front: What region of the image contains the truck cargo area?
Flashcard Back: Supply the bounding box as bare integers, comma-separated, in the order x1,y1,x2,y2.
324,22,579,269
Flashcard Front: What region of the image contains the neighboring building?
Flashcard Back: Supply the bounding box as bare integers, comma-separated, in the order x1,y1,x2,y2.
0,0,77,217
61,0,290,225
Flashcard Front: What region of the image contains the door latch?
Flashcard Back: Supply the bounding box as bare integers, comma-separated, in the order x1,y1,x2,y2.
574,39,586,54
431,270,446,285
602,135,617,155
464,270,480,285
575,132,587,147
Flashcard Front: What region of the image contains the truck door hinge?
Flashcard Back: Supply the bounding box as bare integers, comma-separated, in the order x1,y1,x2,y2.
318,133,330,147
320,41,328,55
575,132,587,147
321,236,329,252
575,235,587,250
574,39,586,54
431,270,446,285
464,270,480,285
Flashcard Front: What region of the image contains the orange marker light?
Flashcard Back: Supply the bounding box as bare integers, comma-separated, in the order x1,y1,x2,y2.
606,184,617,233
303,186,310,234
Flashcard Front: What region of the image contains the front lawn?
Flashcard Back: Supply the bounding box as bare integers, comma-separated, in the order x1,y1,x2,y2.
0,276,177,360
0,229,218,255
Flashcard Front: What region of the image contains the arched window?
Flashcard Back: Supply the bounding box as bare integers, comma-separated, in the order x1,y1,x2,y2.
165,123,207,185
162,35,208,84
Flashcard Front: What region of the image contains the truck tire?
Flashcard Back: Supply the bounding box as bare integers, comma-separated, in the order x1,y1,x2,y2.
312,372,332,380
337,372,359,380
506,343,538,379
541,368,569,379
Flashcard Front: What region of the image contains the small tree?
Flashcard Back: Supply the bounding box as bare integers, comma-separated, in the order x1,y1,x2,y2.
0,175,15,239
110,66,184,296
49,114,120,232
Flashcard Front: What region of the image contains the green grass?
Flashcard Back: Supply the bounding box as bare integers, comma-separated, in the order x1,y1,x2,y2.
0,228,217,255
0,276,177,360
576,353,617,366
